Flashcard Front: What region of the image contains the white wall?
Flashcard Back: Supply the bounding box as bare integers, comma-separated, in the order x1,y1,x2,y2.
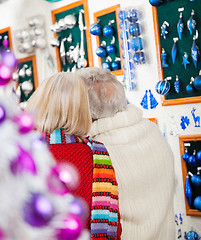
0,0,201,238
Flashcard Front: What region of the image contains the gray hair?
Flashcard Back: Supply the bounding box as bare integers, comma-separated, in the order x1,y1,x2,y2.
77,67,127,120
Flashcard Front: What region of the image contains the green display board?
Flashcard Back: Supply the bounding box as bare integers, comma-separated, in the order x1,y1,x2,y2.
54,5,88,72
97,11,121,70
154,0,201,103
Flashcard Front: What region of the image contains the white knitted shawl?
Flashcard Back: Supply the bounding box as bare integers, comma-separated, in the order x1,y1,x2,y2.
89,104,175,240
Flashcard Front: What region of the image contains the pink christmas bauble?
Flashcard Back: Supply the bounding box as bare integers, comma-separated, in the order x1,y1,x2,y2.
14,112,34,134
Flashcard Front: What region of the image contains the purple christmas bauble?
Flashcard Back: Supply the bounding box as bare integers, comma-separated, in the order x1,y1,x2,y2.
186,231,198,240
131,37,144,51
23,193,54,227
156,80,170,96
14,112,34,134
106,45,116,54
188,154,198,167
96,46,106,58
126,9,140,22
89,22,102,36
102,62,110,69
191,174,201,187
2,50,17,69
133,52,146,65
69,197,89,222
118,10,126,21
0,66,12,85
196,150,201,164
129,23,141,37
111,61,119,71
193,75,201,90
182,152,190,162
103,25,114,37
149,0,164,7
186,84,194,93
55,216,82,240
0,105,6,123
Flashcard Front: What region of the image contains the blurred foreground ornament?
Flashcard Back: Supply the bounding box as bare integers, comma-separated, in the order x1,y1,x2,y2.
0,105,6,123
187,9,196,35
155,76,171,96
14,111,34,134
185,172,193,207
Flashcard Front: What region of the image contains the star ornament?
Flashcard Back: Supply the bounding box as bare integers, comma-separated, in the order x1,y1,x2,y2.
182,53,190,69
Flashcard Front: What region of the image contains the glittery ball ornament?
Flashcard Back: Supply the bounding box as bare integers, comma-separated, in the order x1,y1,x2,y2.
126,9,140,22
89,22,102,36
155,80,170,96
193,75,201,90
186,231,198,240
194,196,201,212
182,152,190,162
102,25,114,37
191,174,201,187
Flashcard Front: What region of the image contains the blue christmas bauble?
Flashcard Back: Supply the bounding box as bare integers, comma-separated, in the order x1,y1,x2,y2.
186,84,194,93
96,46,106,57
133,52,146,65
120,31,129,40
186,231,198,240
149,0,164,7
191,175,201,186
196,150,201,164
182,152,190,162
102,62,110,69
194,196,201,212
124,72,135,80
103,25,114,37
119,21,128,30
118,10,126,21
193,75,201,90
155,80,171,96
131,37,144,51
126,9,140,22
188,154,198,167
111,62,119,70
129,23,141,37
89,22,102,36
106,45,116,54
121,42,131,51
123,62,134,70
122,51,132,60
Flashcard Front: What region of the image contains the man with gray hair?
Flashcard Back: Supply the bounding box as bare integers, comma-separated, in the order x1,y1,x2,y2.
78,67,175,240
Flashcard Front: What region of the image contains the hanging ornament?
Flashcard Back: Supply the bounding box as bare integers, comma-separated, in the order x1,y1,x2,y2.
188,150,198,167
59,38,66,66
102,62,111,69
96,46,106,57
149,90,158,109
186,77,195,93
191,31,199,68
129,22,141,37
111,57,121,71
182,148,190,162
126,8,140,23
161,48,168,68
118,10,126,21
171,38,178,64
193,70,201,90
103,20,114,37
0,105,6,123
140,90,148,109
177,8,184,40
2,35,9,48
191,173,201,187
186,231,198,240
187,9,196,35
182,52,190,69
174,75,180,93
106,36,116,54
194,196,201,212
161,21,169,39
25,67,32,77
131,37,144,51
21,79,34,97
133,52,146,65
89,22,102,36
196,151,201,164
155,76,171,96
185,172,193,207
149,0,164,7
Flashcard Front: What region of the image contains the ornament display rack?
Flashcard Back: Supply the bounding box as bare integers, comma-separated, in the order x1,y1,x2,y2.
17,55,38,103
153,0,201,106
179,135,201,217
94,5,123,76
0,27,13,50
51,0,93,72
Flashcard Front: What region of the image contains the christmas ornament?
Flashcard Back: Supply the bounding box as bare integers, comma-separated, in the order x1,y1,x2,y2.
186,231,198,240
2,35,9,48
21,80,34,97
120,31,129,40
126,8,140,22
131,37,144,51
193,71,201,90
196,150,201,164
102,62,110,69
187,9,196,35
140,90,148,109
133,52,146,65
182,52,190,69
23,193,54,227
191,173,201,187
180,116,190,130
161,48,168,68
118,10,126,21
171,38,178,64
155,77,171,96
161,21,169,39
194,196,201,212
174,75,180,93
59,38,66,66
186,77,195,93
177,8,184,40
111,57,121,71
149,0,164,7
119,20,128,30
14,112,34,134
182,148,190,161
106,36,116,54
25,67,32,77
188,150,198,167
69,197,89,222
2,50,17,70
191,107,200,127
191,32,199,68
89,22,101,36
149,90,158,109
96,46,106,57
129,22,141,37
103,20,114,37
0,105,6,123
185,173,193,207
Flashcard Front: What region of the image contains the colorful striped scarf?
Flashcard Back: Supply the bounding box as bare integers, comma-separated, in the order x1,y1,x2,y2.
47,129,119,240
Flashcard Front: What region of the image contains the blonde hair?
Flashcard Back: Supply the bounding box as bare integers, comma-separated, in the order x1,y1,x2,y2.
25,72,92,137
77,67,127,120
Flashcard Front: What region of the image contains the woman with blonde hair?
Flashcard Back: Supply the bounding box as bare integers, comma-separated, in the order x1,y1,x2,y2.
26,71,121,240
